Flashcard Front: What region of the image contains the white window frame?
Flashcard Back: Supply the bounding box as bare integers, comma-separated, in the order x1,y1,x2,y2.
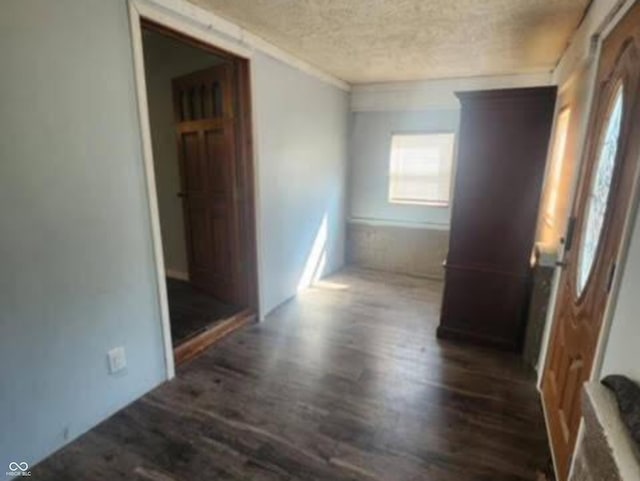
387,131,455,207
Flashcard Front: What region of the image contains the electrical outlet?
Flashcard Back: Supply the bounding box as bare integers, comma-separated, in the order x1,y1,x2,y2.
107,347,127,375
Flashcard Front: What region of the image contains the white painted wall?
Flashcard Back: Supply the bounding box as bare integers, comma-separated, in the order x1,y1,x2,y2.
0,0,167,469
253,52,349,314
143,30,224,278
0,0,349,468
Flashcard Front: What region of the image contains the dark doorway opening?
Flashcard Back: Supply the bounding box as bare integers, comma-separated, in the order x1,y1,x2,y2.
140,21,258,364
166,278,240,345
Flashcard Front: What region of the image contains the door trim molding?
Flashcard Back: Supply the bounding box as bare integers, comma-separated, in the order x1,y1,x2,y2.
537,0,640,389
128,0,264,380
587,0,640,381
128,0,175,379
536,35,603,389
129,0,350,91
538,1,640,476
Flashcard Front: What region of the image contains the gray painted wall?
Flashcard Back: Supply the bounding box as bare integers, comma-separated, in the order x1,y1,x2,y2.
142,33,350,314
0,0,166,469
144,33,350,308
347,109,458,276
253,52,349,314
0,0,349,468
349,109,459,226
143,30,224,278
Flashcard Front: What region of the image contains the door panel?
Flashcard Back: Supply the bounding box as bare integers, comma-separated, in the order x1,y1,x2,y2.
204,127,229,194
172,64,240,304
542,3,640,479
188,205,212,275
210,213,230,278
181,132,205,192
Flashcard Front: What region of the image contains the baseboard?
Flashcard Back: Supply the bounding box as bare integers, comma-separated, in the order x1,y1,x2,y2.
540,388,561,481
166,269,189,281
436,325,519,351
174,309,256,365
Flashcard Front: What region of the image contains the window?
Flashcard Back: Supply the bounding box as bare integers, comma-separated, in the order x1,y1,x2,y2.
388,133,455,206
577,83,624,296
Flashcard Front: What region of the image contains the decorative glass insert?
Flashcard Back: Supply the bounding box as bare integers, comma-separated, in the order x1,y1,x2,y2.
576,84,624,296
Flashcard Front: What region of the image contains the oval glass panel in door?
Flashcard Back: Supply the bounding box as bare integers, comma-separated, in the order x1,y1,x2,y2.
577,84,624,296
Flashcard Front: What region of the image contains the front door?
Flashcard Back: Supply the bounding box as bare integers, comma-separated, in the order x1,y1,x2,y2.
172,64,240,305
542,3,640,479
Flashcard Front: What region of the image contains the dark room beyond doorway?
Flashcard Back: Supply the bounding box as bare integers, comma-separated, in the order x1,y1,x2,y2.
141,24,257,363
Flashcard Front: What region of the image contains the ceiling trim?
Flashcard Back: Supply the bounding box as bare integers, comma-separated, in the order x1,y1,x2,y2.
134,0,252,58
136,0,351,91
552,0,630,87
351,72,553,111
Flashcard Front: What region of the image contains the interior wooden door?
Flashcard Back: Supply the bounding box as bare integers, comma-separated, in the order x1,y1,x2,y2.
542,3,640,479
172,64,240,305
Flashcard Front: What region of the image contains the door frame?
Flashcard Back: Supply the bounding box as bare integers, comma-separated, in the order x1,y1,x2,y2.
127,0,263,379
582,0,640,380
538,0,640,476
540,0,640,387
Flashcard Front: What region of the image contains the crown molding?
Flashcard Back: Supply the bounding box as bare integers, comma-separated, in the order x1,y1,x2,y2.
350,72,553,111
133,0,351,91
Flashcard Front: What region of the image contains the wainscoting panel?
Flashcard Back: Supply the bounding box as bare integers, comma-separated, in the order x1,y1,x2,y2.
346,222,449,279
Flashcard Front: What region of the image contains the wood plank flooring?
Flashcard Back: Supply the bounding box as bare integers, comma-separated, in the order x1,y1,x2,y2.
35,268,552,481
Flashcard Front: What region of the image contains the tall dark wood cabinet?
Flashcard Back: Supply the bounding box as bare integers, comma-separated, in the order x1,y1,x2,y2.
437,87,557,351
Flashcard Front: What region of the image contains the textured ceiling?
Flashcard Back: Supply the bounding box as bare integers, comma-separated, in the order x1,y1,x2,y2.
187,0,591,84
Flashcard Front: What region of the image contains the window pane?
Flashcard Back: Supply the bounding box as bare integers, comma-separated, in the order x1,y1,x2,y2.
388,133,454,205
576,84,624,296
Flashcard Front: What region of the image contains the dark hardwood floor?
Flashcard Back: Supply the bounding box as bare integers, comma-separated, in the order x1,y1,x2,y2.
167,278,242,346
35,268,552,481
